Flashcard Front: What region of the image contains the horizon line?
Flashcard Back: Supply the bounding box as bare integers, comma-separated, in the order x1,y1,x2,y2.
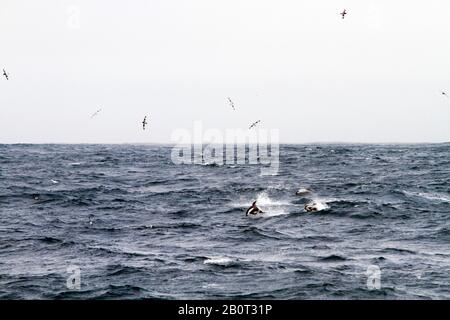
1,141,449,145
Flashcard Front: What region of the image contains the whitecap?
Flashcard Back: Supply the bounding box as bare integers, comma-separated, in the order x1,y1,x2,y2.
204,257,234,266
202,283,223,289
403,190,450,203
68,162,83,166
295,188,312,196
256,192,290,207
233,192,292,217
305,199,331,212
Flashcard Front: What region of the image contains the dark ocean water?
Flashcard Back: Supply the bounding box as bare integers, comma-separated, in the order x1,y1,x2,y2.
0,143,449,299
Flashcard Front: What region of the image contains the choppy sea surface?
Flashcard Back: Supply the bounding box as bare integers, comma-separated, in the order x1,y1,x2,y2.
0,143,450,299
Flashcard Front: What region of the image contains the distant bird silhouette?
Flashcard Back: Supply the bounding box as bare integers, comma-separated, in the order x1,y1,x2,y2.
2,69,9,80
442,91,448,98
90,108,102,118
142,116,148,130
227,97,236,110
341,9,347,19
249,120,261,130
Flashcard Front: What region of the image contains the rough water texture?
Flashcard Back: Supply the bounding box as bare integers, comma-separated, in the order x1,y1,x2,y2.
0,143,449,299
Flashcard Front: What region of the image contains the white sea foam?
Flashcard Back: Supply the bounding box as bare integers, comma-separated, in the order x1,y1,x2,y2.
256,192,290,207
204,257,234,266
403,190,450,203
68,162,83,166
201,283,223,289
305,198,331,212
295,188,311,195
255,192,291,217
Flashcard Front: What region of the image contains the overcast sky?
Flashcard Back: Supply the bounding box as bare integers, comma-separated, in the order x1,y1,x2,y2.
1,0,449,143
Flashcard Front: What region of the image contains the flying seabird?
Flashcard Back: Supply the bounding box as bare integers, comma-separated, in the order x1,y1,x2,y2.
2,69,9,80
341,9,347,19
442,91,448,98
142,116,148,130
90,108,102,118
249,120,261,130
227,97,236,110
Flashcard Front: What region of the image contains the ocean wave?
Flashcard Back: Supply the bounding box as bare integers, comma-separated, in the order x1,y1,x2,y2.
132,222,203,230
87,245,153,257
104,265,146,276
95,284,149,299
402,190,450,203
319,255,348,262
38,236,63,244
2,144,450,299
381,247,416,254
303,198,331,212
241,226,285,240
349,211,382,219
232,192,292,217
204,257,238,267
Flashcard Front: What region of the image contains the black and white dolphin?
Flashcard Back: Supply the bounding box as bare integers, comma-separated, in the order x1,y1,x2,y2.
304,202,319,212
246,201,263,216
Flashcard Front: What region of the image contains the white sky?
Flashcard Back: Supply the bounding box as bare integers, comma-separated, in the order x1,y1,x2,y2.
0,0,449,143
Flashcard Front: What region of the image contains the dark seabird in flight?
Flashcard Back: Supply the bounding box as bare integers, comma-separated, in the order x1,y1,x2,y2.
227,97,236,110
3,69,9,80
341,9,347,19
142,116,148,130
90,108,102,118
249,120,261,130
442,91,448,98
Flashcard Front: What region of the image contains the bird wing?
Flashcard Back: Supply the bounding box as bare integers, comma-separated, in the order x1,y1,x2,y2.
90,109,101,118
228,98,235,109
